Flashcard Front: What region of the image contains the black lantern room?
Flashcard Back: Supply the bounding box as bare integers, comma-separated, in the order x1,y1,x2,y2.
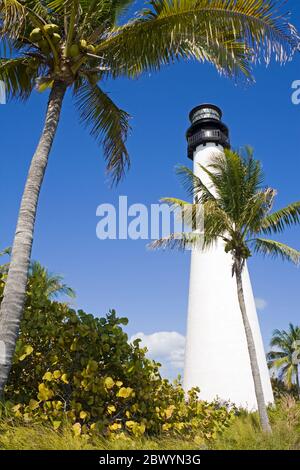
186,104,230,159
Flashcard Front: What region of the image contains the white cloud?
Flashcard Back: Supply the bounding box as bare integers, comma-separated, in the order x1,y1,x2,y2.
130,331,185,379
255,297,268,311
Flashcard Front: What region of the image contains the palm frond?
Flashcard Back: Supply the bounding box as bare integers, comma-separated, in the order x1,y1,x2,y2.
242,188,276,235
267,323,300,387
113,0,135,22
159,196,230,244
29,261,75,299
176,165,216,203
161,197,190,208
149,231,203,251
261,202,300,235
0,247,11,274
98,0,298,79
282,363,296,389
0,57,39,100
269,356,290,371
160,197,204,231
254,238,300,265
0,0,26,37
98,2,250,79
270,325,300,349
0,247,11,257
203,200,231,246
74,81,131,184
267,350,287,361
27,0,52,21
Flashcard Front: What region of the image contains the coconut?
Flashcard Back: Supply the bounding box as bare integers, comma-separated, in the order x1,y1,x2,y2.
86,44,95,54
52,33,61,44
79,39,88,51
69,44,80,57
39,39,50,54
29,28,42,42
43,24,59,35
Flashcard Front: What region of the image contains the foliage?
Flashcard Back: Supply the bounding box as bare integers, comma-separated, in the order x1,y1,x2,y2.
0,1,298,182
271,378,300,401
28,261,76,300
0,397,300,450
149,147,300,433
211,397,300,450
0,422,207,450
0,271,232,441
150,148,300,269
267,324,300,394
0,248,11,274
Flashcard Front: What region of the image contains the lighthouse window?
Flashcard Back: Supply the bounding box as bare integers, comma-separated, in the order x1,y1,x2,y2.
203,130,220,138
191,108,221,123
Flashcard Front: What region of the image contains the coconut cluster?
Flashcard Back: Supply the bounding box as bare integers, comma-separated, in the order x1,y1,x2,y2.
28,25,99,83
69,40,95,58
29,24,61,54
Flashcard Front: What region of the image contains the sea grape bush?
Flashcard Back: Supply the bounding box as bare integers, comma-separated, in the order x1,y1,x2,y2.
0,272,233,441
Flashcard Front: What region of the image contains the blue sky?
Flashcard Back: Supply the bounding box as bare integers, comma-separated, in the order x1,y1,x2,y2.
1,1,300,378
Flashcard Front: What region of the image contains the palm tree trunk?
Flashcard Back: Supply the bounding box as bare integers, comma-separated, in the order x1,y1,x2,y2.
0,80,67,395
235,261,272,433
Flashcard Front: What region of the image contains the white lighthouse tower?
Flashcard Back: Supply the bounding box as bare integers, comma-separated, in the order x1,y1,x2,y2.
183,104,274,410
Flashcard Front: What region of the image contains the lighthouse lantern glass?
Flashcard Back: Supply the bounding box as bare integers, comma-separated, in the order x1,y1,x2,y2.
191,107,221,124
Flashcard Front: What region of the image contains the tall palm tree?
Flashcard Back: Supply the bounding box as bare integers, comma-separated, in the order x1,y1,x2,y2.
267,324,300,399
150,148,300,432
0,1,298,395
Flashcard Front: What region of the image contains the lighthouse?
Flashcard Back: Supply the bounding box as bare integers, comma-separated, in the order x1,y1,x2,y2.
183,104,274,410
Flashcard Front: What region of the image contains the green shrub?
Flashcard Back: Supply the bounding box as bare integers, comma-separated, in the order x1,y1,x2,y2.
0,274,233,442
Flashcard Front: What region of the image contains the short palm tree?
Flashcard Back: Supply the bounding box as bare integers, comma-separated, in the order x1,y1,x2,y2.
0,248,11,275
267,324,300,398
28,261,75,299
0,252,74,298
150,148,300,433
0,1,298,394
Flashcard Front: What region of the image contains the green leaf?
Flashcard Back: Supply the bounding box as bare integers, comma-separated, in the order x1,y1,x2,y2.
42,371,53,381
37,79,54,93
75,82,131,185
52,420,62,430
104,377,115,390
254,239,300,266
261,202,300,235
117,387,133,398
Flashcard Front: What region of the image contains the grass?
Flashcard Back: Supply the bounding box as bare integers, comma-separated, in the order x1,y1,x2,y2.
1,397,299,450
0,423,201,450
211,414,300,450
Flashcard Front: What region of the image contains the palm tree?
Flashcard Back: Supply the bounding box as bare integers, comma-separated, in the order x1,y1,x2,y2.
28,261,75,300
0,251,74,298
0,248,11,275
267,324,300,399
150,148,300,432
0,1,297,395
